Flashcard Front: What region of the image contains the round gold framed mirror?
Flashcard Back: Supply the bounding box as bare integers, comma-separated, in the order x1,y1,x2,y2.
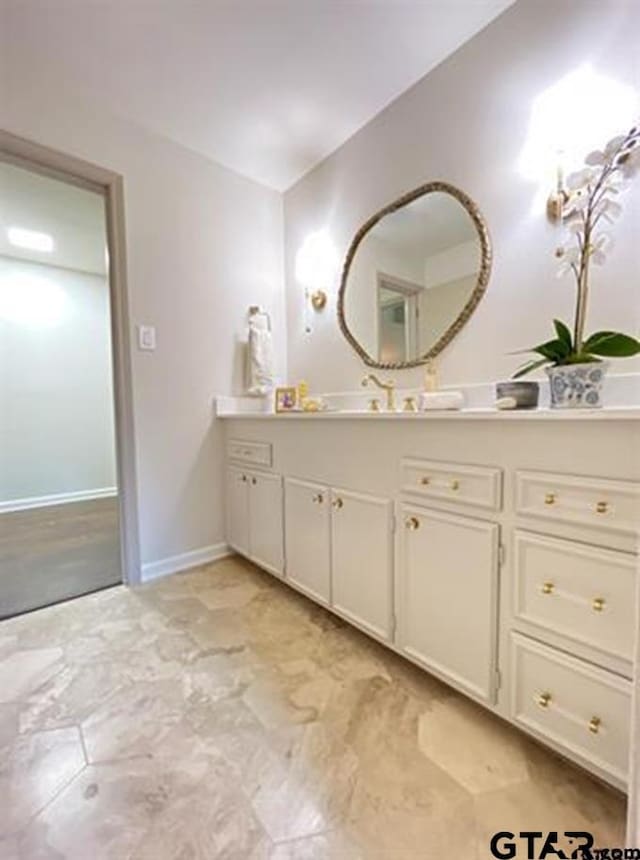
337,181,492,369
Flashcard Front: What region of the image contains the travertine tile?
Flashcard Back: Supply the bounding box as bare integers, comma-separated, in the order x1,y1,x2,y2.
18,662,126,733
0,555,628,857
474,777,626,858
1,727,85,836
0,648,63,703
244,722,359,843
0,834,20,860
0,703,18,746
0,635,17,660
81,679,186,762
269,831,364,859
418,693,530,794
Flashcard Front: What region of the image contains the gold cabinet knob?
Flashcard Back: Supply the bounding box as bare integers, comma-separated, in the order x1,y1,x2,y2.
405,516,420,531
420,477,431,485
544,492,556,505
332,497,343,510
241,474,248,483
595,500,608,514
592,596,606,612
541,581,555,595
588,716,601,735
312,493,324,504
368,398,380,413
450,479,460,491
251,477,257,485
536,691,552,709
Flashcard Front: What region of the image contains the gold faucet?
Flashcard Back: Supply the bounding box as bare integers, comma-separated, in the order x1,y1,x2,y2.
362,374,396,411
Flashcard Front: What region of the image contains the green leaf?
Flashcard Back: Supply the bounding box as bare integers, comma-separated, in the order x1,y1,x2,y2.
512,357,549,379
582,331,640,357
553,319,573,349
531,337,572,361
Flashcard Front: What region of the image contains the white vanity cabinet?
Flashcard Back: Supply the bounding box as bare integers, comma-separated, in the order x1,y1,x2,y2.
284,478,394,640
226,466,284,576
398,503,500,703
221,414,639,790
330,487,393,641
284,477,332,604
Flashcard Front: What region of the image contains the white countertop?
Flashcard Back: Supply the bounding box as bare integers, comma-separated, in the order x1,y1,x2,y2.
215,374,640,422
216,405,640,421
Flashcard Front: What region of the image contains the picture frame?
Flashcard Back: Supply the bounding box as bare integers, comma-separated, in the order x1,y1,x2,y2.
274,386,298,413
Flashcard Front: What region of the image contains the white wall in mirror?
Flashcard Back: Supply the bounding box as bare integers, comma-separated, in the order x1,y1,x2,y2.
343,189,482,364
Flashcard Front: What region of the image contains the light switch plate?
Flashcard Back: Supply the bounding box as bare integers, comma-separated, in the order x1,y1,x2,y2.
137,325,156,351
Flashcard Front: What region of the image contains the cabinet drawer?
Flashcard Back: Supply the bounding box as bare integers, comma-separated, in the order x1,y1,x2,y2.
514,531,637,664
401,458,502,511
515,470,640,538
510,633,631,785
228,439,272,468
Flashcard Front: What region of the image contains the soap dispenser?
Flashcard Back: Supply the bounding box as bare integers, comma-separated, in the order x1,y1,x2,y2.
423,359,438,392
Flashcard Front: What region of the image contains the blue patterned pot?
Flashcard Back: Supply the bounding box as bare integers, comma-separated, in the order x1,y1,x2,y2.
546,361,608,408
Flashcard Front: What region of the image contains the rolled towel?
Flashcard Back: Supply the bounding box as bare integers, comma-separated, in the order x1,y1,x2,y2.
247,313,274,395
419,391,465,411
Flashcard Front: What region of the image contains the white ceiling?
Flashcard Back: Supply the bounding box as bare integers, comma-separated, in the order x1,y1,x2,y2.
2,0,515,191
0,162,107,275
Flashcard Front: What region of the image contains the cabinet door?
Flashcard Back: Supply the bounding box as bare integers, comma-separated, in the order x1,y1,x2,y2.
227,467,249,556
331,488,393,641
248,471,284,577
398,504,499,703
284,477,331,605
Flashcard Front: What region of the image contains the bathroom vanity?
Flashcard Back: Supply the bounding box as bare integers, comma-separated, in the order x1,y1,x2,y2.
219,407,640,790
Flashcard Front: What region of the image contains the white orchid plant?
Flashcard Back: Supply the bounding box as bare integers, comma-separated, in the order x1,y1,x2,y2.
514,126,640,378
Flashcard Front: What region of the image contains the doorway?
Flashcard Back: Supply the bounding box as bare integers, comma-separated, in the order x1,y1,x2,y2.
0,134,139,617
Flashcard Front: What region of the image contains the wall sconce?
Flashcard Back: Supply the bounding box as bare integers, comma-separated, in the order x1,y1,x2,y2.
546,153,568,223
309,289,327,311
295,230,338,333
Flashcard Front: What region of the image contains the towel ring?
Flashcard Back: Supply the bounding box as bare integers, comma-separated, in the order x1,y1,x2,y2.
248,306,272,331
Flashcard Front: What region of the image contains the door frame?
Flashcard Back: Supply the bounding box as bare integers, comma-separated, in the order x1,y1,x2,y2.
0,129,141,586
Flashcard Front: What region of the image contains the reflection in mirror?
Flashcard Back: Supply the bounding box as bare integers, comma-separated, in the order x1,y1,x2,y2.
339,183,491,369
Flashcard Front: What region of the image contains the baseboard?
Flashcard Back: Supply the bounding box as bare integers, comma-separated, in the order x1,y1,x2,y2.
0,486,118,514
141,542,231,582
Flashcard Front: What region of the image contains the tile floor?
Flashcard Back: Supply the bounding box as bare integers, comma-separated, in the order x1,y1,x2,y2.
0,556,627,859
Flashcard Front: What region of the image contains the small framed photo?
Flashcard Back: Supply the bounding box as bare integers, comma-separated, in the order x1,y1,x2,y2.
275,386,298,413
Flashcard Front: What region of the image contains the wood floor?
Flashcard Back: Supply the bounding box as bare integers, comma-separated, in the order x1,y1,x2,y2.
0,497,121,619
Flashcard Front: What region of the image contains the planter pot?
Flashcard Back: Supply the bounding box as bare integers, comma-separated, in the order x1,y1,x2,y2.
546,361,608,409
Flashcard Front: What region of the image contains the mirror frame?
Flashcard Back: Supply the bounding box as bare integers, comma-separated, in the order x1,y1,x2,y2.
337,180,492,370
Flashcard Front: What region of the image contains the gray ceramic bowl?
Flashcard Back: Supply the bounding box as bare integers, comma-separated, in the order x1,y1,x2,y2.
495,381,540,409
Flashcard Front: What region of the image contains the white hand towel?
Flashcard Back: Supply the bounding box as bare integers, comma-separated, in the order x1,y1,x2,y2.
419,391,465,411
247,313,274,396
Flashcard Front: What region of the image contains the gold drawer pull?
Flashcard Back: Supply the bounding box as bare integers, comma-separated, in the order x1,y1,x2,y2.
595,500,608,514
251,477,257,485
544,492,556,505
588,716,601,735
537,692,552,709
332,497,343,510
541,581,555,595
405,516,420,531
312,493,324,504
420,477,431,485
450,479,460,491
592,597,606,612
241,474,248,483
